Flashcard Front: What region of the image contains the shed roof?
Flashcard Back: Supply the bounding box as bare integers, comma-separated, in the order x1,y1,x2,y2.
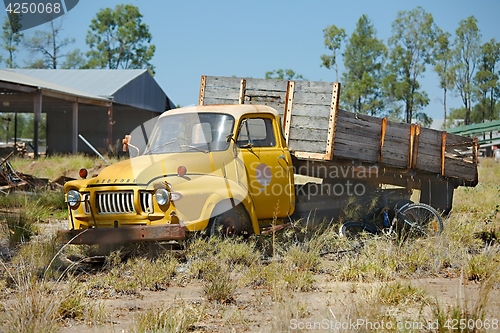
2,69,173,112
446,119,500,136
8,69,144,98
0,68,111,103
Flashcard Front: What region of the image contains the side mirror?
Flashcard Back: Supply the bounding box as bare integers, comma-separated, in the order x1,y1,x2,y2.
122,135,131,152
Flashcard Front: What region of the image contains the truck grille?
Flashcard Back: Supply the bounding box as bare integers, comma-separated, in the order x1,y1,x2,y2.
95,191,153,214
96,191,135,214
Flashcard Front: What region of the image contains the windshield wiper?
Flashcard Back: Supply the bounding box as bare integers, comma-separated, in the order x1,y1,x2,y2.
179,144,209,153
239,142,253,149
145,137,180,154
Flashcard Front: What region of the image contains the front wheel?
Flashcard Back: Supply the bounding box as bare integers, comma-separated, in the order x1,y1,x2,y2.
209,205,253,238
397,203,443,238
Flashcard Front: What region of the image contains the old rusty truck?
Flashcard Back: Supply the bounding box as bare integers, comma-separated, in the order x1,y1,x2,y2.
59,76,479,244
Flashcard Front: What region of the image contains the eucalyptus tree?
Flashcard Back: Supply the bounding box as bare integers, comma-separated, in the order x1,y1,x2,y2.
85,4,156,74
382,7,435,124
320,24,346,82
1,14,23,68
452,16,481,125
23,18,75,69
432,28,455,127
265,69,304,80
472,38,500,122
341,14,387,116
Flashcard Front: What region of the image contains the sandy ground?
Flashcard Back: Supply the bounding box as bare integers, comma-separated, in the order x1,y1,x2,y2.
55,264,500,333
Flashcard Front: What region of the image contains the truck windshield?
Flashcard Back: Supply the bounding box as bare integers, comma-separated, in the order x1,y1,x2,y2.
144,112,235,154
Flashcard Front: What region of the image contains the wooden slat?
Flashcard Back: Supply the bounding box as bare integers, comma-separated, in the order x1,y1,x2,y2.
379,117,387,164
283,81,294,144
288,127,328,142
326,82,340,160
244,78,288,91
292,91,332,106
412,124,421,169
333,141,379,163
205,76,242,88
290,115,330,130
292,81,336,94
441,132,447,175
203,86,240,101
287,103,332,117
202,97,240,105
238,79,246,104
293,151,329,160
198,75,206,105
289,139,329,154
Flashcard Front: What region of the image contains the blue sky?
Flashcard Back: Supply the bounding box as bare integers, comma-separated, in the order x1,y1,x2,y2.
2,0,500,121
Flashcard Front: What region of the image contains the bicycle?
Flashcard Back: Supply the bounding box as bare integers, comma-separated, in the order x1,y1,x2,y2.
339,194,443,241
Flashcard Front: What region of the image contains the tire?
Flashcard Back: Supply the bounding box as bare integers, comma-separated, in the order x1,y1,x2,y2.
209,204,253,238
397,203,443,238
339,221,379,238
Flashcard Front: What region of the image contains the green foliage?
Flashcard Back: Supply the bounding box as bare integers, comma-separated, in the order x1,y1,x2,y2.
453,16,482,125
0,112,47,144
472,39,500,122
321,24,346,81
85,4,156,74
432,28,455,126
383,6,434,124
1,14,23,68
132,300,202,333
1,210,38,244
265,69,304,80
61,48,86,69
23,19,76,69
202,262,236,303
341,14,387,116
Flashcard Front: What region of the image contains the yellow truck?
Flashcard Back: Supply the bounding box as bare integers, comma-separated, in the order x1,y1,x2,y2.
59,76,478,244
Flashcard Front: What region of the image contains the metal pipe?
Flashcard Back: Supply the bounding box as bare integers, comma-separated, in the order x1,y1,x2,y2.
78,134,110,165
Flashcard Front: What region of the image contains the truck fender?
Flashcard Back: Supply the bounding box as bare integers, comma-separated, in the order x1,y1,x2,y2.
198,185,260,235
209,198,259,235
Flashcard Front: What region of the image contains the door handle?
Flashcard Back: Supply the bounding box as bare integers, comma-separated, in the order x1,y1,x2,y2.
278,154,289,165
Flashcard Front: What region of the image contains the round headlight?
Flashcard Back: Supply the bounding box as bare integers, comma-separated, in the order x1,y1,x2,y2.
67,190,81,208
155,188,170,206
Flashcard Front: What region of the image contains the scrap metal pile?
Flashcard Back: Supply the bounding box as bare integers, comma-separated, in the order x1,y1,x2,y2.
0,151,49,194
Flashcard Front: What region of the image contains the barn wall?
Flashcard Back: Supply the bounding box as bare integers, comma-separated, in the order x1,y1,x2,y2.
46,106,161,154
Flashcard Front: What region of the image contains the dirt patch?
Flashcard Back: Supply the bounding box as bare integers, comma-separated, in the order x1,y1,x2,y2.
52,272,500,333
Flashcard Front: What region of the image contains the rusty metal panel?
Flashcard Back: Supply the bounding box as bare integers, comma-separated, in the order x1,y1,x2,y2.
58,224,187,245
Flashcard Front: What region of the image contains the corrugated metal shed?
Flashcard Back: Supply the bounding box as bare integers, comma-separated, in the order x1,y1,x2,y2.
446,120,500,149
0,69,112,102
447,119,500,136
0,69,175,155
6,69,174,112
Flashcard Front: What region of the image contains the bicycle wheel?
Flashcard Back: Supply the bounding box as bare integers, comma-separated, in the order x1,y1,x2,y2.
339,221,379,238
397,203,443,238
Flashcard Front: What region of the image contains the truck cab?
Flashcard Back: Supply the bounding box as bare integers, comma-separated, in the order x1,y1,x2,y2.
62,104,295,244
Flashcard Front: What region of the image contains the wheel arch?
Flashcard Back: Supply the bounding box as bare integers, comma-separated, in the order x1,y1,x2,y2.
208,198,259,235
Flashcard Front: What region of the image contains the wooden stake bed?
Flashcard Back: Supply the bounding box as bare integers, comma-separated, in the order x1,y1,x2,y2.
199,75,478,184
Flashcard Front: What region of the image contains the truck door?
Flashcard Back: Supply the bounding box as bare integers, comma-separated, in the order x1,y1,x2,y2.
236,115,294,219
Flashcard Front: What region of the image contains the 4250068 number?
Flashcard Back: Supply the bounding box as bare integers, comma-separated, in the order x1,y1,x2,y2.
5,2,61,14
444,318,498,330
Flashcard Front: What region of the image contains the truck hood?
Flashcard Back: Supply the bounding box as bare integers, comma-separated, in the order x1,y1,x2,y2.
91,152,225,187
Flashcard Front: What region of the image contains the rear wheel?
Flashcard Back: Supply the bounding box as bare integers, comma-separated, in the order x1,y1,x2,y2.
209,204,253,238
339,221,379,238
397,203,443,238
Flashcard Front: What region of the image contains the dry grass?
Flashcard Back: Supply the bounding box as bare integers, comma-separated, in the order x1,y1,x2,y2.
0,155,499,332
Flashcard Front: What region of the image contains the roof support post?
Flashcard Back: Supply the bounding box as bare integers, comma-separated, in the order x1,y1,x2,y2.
72,101,78,154
107,104,114,152
33,90,42,159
